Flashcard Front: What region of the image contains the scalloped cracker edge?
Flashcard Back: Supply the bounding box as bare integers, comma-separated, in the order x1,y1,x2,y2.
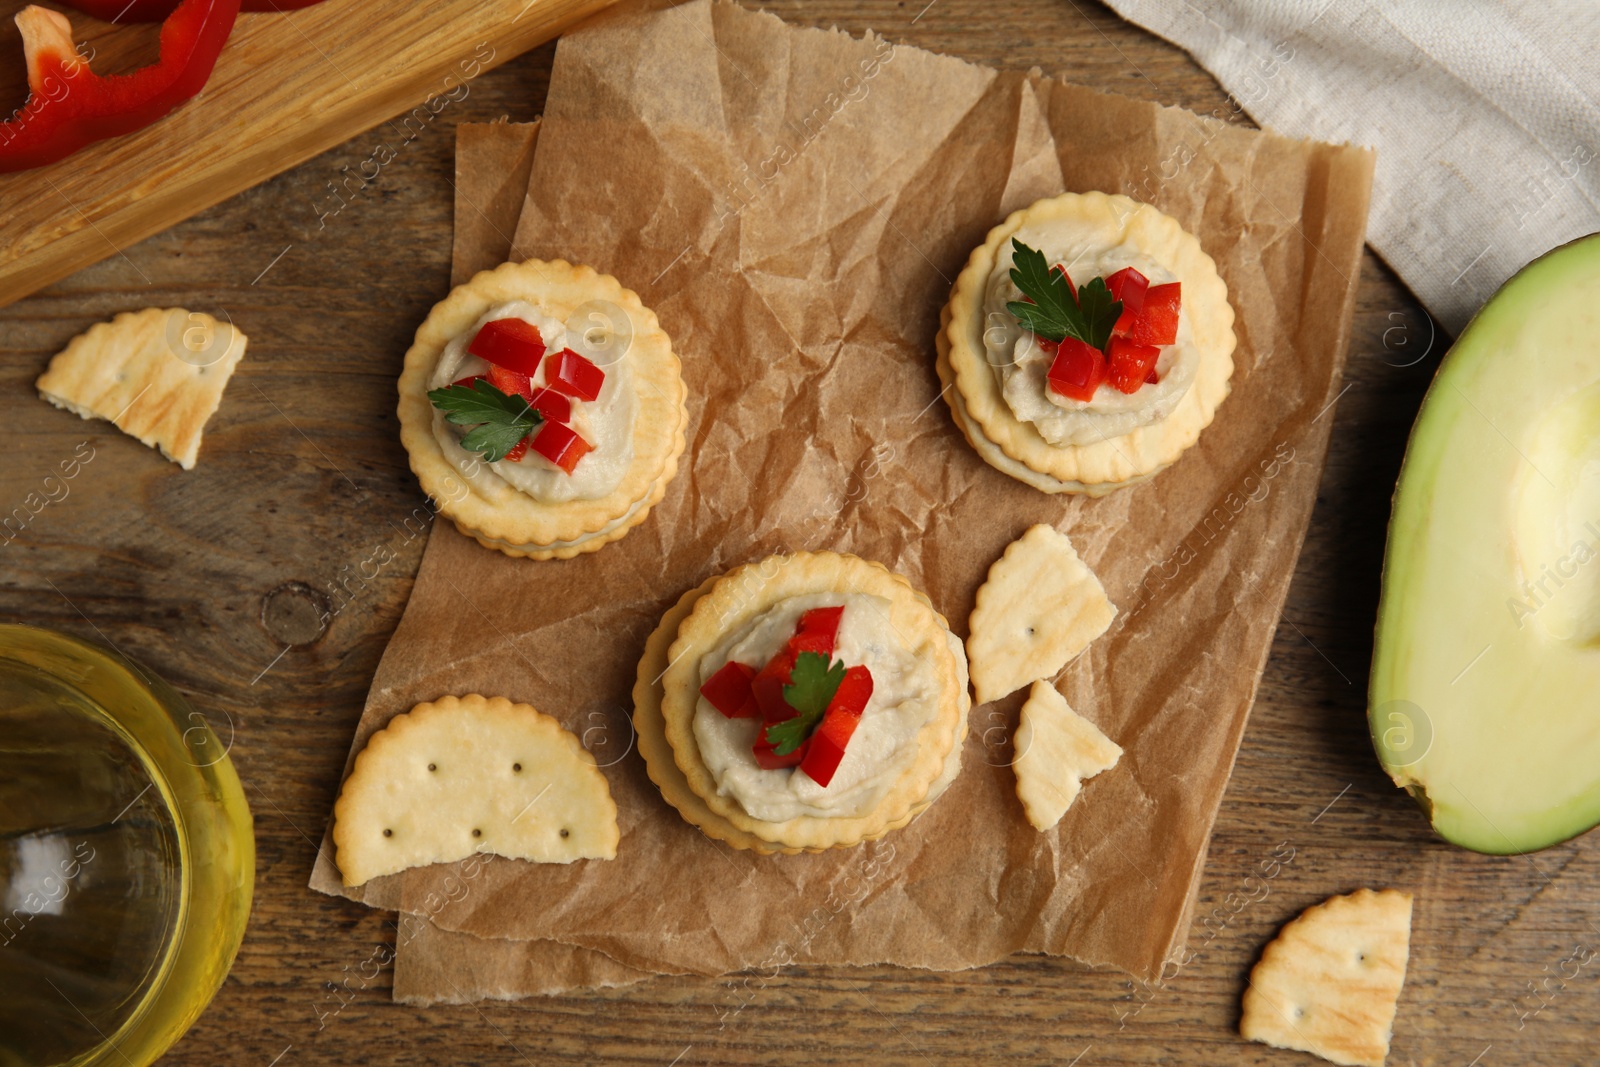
1013,680,1121,831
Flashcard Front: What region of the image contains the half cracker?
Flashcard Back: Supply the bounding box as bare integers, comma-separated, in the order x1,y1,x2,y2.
332,693,619,887
1241,888,1414,1067
1013,680,1122,831
36,307,247,470
967,524,1116,704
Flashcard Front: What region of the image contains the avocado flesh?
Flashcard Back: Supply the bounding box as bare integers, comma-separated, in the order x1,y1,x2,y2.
1371,233,1600,854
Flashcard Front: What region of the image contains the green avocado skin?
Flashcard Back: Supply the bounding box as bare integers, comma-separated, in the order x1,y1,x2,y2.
1370,232,1600,855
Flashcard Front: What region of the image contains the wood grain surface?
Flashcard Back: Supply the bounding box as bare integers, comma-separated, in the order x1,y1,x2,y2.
1,2,1594,1065
0,0,617,309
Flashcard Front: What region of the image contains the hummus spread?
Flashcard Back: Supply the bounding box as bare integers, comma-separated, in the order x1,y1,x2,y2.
693,593,942,822
428,301,636,503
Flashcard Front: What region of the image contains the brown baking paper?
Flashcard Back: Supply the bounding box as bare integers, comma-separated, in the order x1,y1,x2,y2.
310,0,1374,996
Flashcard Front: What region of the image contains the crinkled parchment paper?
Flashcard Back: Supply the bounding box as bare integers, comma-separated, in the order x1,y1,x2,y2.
309,0,1374,1000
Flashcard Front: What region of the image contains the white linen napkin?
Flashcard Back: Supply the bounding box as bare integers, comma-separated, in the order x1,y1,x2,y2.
1104,0,1600,335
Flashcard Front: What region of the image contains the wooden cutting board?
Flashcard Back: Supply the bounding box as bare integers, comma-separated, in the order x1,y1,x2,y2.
0,0,616,308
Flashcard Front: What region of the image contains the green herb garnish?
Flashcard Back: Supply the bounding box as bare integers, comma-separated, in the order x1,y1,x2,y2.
765,651,846,755
1005,238,1122,352
427,378,543,462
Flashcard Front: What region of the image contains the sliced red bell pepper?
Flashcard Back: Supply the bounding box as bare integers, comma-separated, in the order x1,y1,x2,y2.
530,421,592,474
700,661,759,719
1046,337,1106,402
790,606,844,655
1126,282,1180,346
487,363,534,401
502,437,530,463
751,645,799,723
544,349,606,402
752,731,807,769
525,387,571,425
798,665,874,787
1105,266,1148,335
0,0,241,174
59,0,325,18
1106,336,1162,394
469,319,547,376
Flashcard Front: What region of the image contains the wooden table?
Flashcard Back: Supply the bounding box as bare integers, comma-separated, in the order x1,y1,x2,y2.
2,2,1593,1064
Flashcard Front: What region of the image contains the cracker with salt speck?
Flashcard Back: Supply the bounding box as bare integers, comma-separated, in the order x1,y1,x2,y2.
333,694,619,888
36,307,247,470
966,524,1115,703
1241,888,1413,1067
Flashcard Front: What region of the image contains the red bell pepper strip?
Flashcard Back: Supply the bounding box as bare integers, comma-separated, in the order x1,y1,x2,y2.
750,607,844,720
1106,336,1162,395
503,437,530,463
790,606,844,655
530,421,592,474
525,387,572,424
1046,337,1106,402
1105,266,1148,335
486,363,533,401
1126,282,1180,347
0,0,240,174
799,665,874,787
700,661,759,719
752,731,807,769
544,349,606,402
469,319,547,376
59,0,325,19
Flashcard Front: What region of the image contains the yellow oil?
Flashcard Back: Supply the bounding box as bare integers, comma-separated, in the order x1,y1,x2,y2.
0,625,253,1067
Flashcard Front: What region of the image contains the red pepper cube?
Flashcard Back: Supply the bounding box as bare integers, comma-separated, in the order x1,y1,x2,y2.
700,661,759,719
1126,282,1180,347
487,363,534,401
1105,266,1149,335
525,386,572,424
798,665,874,788
751,646,799,723
544,348,606,401
1145,367,1160,385
468,318,547,375
752,731,808,769
503,437,530,463
1046,337,1107,402
530,421,593,475
790,606,844,656
1106,336,1162,394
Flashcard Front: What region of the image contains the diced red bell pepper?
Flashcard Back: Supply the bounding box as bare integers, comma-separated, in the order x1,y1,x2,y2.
1046,337,1106,402
503,437,530,463
530,421,592,475
544,349,606,402
1126,282,1180,346
700,661,759,719
1106,336,1162,394
525,387,572,424
752,732,807,769
1145,367,1160,384
798,665,874,787
1105,267,1149,335
751,646,799,723
790,606,844,655
468,319,547,376
487,363,534,401
0,0,241,174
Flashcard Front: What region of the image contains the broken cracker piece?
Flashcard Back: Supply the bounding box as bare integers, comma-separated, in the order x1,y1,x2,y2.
333,693,619,887
967,524,1115,703
36,307,247,470
1013,680,1121,831
1241,888,1414,1067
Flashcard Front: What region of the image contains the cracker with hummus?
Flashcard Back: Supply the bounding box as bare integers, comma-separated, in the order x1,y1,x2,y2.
967,524,1115,704
640,552,970,854
397,259,688,559
1241,888,1413,1067
332,693,619,887
938,191,1236,495
1013,680,1122,831
36,307,248,470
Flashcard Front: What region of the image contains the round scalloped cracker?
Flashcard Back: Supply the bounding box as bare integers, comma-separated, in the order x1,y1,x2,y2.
332,694,619,887
1241,888,1414,1067
398,259,687,559
651,552,965,852
967,524,1116,705
940,191,1236,493
635,578,971,855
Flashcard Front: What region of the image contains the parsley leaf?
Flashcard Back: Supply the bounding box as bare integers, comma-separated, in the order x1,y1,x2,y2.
765,651,846,756
427,378,543,463
1004,238,1122,351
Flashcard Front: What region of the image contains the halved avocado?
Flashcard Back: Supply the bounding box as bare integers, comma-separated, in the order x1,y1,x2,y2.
1371,233,1600,853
